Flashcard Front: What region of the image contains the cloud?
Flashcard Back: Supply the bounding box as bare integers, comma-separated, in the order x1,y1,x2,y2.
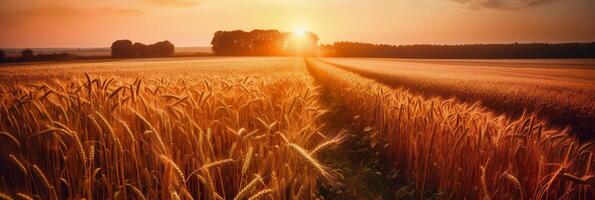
11,6,87,18
145,0,201,8
449,0,557,9
0,4,145,26
98,7,146,16
11,6,145,18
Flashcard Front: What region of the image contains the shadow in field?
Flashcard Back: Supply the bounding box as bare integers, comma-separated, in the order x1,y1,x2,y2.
309,65,415,200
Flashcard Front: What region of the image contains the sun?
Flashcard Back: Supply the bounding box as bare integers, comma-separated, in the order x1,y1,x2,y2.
293,27,306,37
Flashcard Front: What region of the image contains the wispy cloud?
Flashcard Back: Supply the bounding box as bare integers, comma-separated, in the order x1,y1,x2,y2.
449,0,557,9
0,3,145,26
3,6,145,18
145,0,202,8
98,7,146,16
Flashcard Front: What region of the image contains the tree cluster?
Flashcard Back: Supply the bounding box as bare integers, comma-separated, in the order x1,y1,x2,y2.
211,29,319,56
21,49,34,59
0,49,6,61
0,49,76,63
111,40,175,58
321,42,595,59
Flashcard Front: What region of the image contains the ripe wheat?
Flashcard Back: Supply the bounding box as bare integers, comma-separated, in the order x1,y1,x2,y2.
0,58,342,199
306,58,593,199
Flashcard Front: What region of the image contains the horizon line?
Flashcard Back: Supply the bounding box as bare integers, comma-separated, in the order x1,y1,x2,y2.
2,41,595,50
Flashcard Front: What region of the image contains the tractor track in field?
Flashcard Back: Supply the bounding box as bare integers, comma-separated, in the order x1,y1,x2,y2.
306,59,414,200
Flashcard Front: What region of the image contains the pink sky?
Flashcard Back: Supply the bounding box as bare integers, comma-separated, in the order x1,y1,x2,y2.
0,0,594,48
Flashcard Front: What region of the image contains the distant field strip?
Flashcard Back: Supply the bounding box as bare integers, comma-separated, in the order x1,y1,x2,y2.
0,57,304,84
319,58,595,138
0,58,343,199
306,58,593,199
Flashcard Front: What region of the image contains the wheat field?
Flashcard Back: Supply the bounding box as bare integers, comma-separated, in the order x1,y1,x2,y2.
319,58,595,139
0,58,344,199
306,58,593,199
0,57,593,199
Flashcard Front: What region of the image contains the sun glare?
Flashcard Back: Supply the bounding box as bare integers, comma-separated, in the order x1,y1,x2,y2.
293,27,306,37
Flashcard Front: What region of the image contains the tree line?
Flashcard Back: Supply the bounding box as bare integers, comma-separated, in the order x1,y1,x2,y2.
0,40,176,63
0,49,76,63
111,40,175,58
3,38,594,62
211,29,319,56
320,42,595,59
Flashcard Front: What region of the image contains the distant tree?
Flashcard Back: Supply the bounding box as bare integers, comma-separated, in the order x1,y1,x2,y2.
211,30,250,55
35,52,74,60
133,42,151,57
111,40,135,58
21,49,34,59
211,29,319,56
0,49,6,61
149,40,175,56
283,31,318,56
248,30,287,55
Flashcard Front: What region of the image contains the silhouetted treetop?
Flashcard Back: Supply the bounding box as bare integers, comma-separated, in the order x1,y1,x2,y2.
322,42,595,59
21,49,34,59
0,50,5,61
111,40,175,58
111,40,135,58
211,29,319,56
133,42,150,57
150,40,175,57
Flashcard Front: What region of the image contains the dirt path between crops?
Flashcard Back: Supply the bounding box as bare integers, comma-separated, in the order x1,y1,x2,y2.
308,64,413,200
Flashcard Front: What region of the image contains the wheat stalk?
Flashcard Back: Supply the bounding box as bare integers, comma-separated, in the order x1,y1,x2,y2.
0,192,14,200
158,155,185,184
8,154,27,175
247,189,273,200
0,131,20,147
287,143,337,183
32,165,58,200
200,159,234,171
502,173,524,200
310,133,345,156
126,184,147,200
234,175,263,200
15,193,33,200
241,147,253,178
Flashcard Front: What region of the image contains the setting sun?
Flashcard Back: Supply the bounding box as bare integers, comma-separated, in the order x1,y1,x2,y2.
293,27,307,37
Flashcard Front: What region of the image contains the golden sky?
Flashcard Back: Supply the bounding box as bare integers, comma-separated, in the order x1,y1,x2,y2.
0,0,594,48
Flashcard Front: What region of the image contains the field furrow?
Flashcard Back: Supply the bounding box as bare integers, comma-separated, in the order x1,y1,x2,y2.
313,76,407,199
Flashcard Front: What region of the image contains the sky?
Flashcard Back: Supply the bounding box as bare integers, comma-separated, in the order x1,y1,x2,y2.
0,0,594,48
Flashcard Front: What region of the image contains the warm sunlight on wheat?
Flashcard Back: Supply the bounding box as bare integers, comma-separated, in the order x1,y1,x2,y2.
0,55,593,199
306,58,594,199
1,0,594,199
0,58,344,199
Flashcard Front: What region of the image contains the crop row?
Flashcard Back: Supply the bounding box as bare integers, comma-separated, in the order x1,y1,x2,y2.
0,70,340,199
306,58,593,199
